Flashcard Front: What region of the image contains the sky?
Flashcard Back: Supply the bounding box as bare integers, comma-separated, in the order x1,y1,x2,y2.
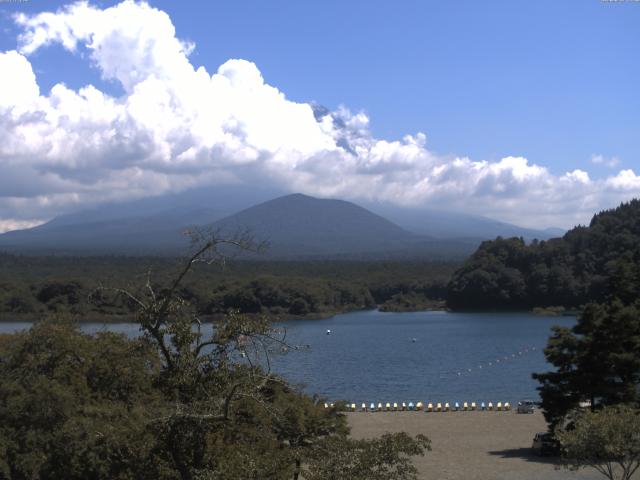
0,0,638,232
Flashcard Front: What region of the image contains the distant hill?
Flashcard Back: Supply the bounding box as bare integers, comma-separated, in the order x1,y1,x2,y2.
211,194,432,257
0,188,559,259
364,203,562,241
447,199,640,309
0,184,282,255
0,207,223,255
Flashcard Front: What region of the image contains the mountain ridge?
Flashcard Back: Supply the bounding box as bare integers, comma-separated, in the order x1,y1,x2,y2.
0,191,561,259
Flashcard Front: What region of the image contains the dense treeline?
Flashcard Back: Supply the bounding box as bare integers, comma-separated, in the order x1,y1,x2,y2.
0,255,454,320
447,199,640,310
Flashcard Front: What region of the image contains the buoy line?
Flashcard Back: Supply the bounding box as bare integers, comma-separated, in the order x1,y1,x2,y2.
449,345,540,379
323,401,514,413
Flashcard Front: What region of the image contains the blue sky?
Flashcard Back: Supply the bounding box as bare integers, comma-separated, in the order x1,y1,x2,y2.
0,0,639,230
3,0,638,175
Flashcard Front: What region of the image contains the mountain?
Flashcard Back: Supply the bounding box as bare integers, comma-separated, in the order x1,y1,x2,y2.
211,193,424,257
0,207,222,255
0,184,283,255
0,189,559,258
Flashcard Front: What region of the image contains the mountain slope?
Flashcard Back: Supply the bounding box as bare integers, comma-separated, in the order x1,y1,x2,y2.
212,193,423,257
365,203,563,240
0,184,283,254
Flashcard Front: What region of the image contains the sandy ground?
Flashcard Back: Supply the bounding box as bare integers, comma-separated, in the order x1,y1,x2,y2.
347,410,621,480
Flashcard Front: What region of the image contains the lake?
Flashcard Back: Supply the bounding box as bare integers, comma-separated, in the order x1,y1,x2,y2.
0,310,574,405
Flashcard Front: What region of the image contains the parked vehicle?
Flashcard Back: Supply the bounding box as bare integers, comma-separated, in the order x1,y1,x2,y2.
532,432,560,456
517,400,535,414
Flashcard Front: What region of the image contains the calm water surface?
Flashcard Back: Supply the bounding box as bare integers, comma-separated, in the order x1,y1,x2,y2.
0,310,574,404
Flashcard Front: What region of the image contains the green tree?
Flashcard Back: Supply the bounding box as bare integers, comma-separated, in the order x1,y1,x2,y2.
556,405,640,480
0,318,163,480
303,432,431,480
120,231,431,479
533,300,640,430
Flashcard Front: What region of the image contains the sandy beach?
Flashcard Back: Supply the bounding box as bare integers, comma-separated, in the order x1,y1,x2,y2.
347,410,615,480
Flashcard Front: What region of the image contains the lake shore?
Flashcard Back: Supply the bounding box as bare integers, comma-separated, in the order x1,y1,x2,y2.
347,410,603,480
0,305,451,324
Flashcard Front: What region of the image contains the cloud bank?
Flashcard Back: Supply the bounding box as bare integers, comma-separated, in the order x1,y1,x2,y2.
0,0,638,233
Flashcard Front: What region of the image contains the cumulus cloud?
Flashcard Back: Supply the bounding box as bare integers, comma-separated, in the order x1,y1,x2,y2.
0,0,638,231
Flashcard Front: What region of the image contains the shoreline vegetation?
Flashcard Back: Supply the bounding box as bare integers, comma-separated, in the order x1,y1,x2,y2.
447,200,640,311
0,254,455,323
1,304,575,324
0,304,449,324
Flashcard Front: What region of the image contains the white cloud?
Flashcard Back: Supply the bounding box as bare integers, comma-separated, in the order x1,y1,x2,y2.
606,169,640,191
0,1,638,232
591,153,620,168
565,169,590,184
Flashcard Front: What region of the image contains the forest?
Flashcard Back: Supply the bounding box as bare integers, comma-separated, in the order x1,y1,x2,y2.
0,255,454,322
447,199,640,310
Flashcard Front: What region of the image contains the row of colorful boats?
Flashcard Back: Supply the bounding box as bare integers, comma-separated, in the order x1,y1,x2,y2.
324,401,512,412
